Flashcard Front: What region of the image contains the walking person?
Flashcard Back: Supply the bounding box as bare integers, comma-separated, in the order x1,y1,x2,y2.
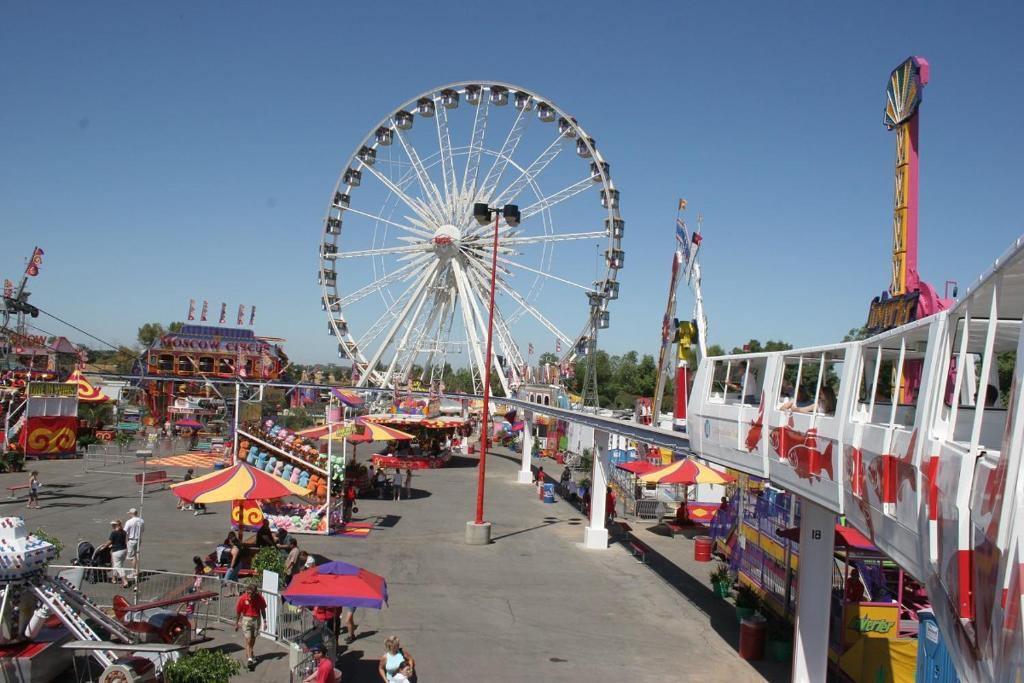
373,468,386,499
234,583,267,671
605,486,617,525
97,520,129,588
392,468,404,501
378,636,414,683
342,480,357,523
123,508,144,584
178,469,194,510
27,471,41,509
343,607,357,644
403,467,412,499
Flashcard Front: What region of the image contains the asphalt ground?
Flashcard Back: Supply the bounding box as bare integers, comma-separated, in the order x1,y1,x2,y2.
5,448,789,682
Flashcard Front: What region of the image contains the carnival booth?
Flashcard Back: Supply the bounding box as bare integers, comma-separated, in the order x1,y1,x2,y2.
711,478,925,681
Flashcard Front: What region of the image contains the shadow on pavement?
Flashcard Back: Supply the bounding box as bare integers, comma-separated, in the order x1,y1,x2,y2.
618,532,790,682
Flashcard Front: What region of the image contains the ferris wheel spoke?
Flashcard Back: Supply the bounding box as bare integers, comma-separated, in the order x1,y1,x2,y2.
520,177,594,221
434,103,458,217
491,134,564,208
327,243,430,260
450,259,489,393
500,230,606,247
475,106,531,208
464,256,573,348
463,266,525,385
458,264,512,395
356,262,441,387
461,96,490,202
359,161,438,226
392,123,447,225
398,290,449,381
381,268,439,385
337,256,430,309
356,271,430,350
495,255,593,291
343,207,434,239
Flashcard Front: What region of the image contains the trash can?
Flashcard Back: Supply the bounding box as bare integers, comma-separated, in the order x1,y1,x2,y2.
694,536,713,562
739,615,766,660
543,483,555,503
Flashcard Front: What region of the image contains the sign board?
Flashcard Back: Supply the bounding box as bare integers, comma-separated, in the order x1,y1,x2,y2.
865,292,919,334
27,382,77,398
844,603,899,646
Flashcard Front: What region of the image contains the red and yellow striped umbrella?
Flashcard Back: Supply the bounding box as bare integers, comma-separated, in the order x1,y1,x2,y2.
638,458,736,486
171,461,310,504
356,421,415,441
294,422,356,440
66,370,112,403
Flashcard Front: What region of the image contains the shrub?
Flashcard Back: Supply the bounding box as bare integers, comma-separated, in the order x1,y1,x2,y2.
710,562,732,584
163,649,241,682
32,528,64,560
250,546,285,588
735,583,761,610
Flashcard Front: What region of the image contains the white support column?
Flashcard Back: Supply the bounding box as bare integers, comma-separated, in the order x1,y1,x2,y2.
792,497,836,683
517,412,534,484
584,429,610,549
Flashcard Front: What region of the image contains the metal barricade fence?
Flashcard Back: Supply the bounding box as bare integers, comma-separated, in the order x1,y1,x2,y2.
83,437,190,475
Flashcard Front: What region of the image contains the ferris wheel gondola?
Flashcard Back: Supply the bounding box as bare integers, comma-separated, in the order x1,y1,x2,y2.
319,82,623,393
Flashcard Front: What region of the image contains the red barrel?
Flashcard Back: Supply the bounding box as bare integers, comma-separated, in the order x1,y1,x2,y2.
738,617,766,660
694,536,712,562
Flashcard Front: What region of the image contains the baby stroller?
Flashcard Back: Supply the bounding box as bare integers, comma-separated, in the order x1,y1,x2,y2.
71,540,111,584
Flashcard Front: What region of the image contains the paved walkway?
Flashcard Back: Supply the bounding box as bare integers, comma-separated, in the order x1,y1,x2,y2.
6,448,788,682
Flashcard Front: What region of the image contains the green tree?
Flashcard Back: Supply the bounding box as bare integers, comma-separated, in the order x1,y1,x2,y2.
137,321,184,347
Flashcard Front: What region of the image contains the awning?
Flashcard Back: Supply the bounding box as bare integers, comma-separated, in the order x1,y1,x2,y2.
777,524,877,551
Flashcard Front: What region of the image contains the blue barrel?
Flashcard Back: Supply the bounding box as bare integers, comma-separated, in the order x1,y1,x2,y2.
543,483,555,503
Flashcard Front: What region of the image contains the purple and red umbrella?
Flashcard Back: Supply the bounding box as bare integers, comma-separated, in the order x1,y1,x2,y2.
282,561,388,609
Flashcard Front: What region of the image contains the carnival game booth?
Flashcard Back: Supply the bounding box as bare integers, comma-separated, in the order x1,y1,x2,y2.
235,386,367,535
775,525,924,682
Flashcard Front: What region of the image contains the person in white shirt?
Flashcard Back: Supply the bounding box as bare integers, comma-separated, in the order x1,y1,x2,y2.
123,508,145,582
392,469,404,501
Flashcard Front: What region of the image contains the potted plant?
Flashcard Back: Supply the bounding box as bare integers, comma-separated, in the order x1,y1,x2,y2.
734,583,760,622
709,562,733,598
766,618,794,661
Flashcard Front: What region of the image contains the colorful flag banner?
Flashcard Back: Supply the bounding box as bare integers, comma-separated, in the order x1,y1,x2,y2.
237,304,245,326
25,247,44,277
200,301,209,322
187,299,196,321
678,198,687,211
528,342,534,355
676,218,692,268
249,305,256,326
219,303,227,325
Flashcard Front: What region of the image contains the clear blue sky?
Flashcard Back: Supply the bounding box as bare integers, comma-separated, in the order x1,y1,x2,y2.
2,1,1022,364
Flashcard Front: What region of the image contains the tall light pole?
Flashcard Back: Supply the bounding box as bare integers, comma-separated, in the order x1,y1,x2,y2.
465,201,520,544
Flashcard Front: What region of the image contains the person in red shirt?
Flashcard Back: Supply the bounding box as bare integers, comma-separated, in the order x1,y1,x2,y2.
605,486,617,525
235,584,267,670
303,645,338,683
343,481,357,523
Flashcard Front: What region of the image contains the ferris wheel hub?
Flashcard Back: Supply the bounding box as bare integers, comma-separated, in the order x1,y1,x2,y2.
431,224,462,259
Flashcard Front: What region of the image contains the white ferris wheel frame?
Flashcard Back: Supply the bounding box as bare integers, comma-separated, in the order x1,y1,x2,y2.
318,81,624,393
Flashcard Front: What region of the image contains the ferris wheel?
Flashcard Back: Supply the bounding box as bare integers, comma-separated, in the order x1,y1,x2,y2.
319,82,624,394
